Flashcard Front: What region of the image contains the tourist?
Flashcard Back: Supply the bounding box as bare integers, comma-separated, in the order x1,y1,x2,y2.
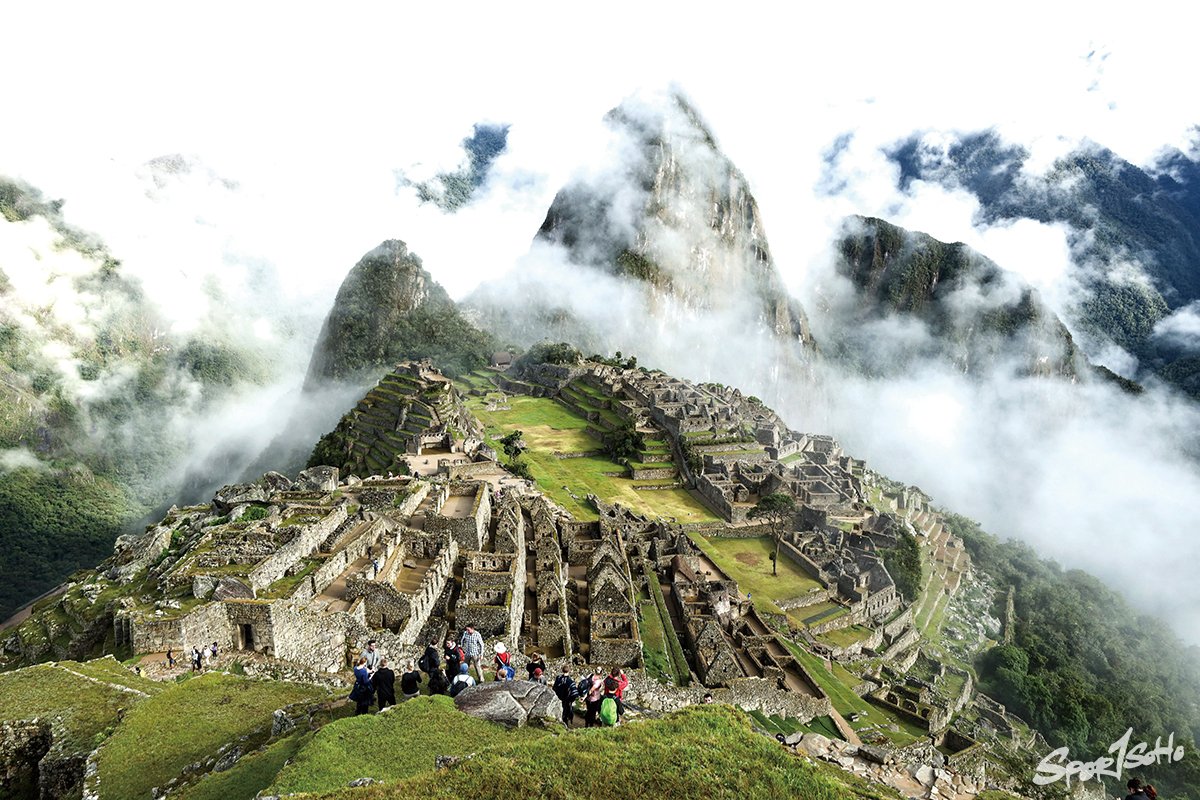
191,646,202,673
418,639,441,677
361,639,381,673
702,692,714,704
552,665,580,725
459,626,485,682
350,656,374,715
1126,778,1151,800
531,667,546,685
374,657,396,710
400,659,422,700
525,652,547,681
449,662,476,697
428,665,450,695
606,666,629,721
211,641,219,659
166,648,175,669
493,642,515,680
583,667,605,727
444,638,465,676
599,676,620,726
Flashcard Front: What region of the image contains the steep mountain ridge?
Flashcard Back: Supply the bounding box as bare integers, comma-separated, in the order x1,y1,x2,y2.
826,215,1085,378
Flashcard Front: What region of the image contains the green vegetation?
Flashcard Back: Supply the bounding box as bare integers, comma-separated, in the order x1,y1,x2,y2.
0,466,145,620
601,420,645,462
178,732,310,800
239,504,270,522
688,535,822,625
747,493,797,576
0,659,153,752
881,528,922,602
640,563,690,685
309,241,495,381
513,341,582,368
942,511,1200,798
269,695,545,794
815,624,874,649
96,672,327,800
311,704,897,800
470,395,716,523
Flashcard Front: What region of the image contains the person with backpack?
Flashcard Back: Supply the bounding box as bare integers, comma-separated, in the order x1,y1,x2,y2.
552,665,580,726
599,680,620,727
350,656,374,715
608,667,629,721
449,662,476,697
493,642,515,681
374,657,396,710
418,640,441,678
444,638,466,677
583,667,606,727
191,647,202,673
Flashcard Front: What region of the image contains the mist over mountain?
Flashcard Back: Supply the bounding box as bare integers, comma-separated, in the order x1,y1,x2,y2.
887,130,1200,396
466,90,816,409
824,215,1085,379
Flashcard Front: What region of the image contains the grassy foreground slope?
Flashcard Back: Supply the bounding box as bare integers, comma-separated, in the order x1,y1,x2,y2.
306,704,900,800
95,673,328,800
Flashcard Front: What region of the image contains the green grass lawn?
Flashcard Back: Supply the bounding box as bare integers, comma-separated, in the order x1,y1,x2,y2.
312,704,900,800
96,673,329,800
638,600,672,682
268,695,547,795
815,624,874,649
781,640,925,746
0,659,151,754
688,535,823,622
178,731,311,800
470,396,718,523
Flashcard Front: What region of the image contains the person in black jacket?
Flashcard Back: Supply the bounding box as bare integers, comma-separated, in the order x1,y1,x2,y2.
373,657,396,711
400,659,422,700
418,640,441,678
552,665,580,726
427,665,450,695
525,652,548,681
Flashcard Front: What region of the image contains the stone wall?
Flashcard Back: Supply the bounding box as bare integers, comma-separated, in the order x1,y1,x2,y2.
268,603,352,673
396,536,459,645
248,506,347,593
620,670,832,722
425,482,491,551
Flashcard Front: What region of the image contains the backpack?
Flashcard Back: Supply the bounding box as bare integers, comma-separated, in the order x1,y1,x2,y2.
504,664,516,680
555,674,578,701
418,650,433,673
599,696,618,726
449,676,471,698
576,676,592,699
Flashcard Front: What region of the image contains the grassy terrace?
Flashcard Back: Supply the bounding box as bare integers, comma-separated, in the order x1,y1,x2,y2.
687,535,826,627
97,672,328,800
311,702,901,800
468,395,717,523
815,624,874,649
782,640,926,746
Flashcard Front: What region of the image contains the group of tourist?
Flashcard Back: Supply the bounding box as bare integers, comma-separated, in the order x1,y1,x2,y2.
346,626,631,727
165,642,219,673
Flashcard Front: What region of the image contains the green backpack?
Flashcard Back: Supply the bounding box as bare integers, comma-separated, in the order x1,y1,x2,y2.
599,696,618,726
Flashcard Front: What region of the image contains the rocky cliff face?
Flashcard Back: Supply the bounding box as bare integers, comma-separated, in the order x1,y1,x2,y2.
466,91,814,406
825,216,1085,378
533,92,814,348
305,240,493,385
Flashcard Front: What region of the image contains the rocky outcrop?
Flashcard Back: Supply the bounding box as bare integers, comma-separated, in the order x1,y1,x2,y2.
305,240,494,386
453,681,563,728
0,720,50,799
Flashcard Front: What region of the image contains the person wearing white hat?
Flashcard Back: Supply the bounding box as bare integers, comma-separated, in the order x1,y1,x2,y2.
492,641,514,680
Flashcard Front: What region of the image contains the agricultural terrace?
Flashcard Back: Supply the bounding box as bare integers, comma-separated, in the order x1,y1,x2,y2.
468,394,717,524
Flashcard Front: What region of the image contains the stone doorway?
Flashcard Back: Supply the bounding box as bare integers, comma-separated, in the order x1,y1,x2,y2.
239,623,256,652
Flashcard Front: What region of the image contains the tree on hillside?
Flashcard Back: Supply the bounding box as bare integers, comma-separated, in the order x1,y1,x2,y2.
748,493,796,576
601,422,645,462
498,430,526,460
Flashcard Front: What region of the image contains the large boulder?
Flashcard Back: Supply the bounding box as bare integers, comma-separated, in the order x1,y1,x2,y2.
213,483,270,513
294,466,339,493
453,681,563,728
212,577,254,601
